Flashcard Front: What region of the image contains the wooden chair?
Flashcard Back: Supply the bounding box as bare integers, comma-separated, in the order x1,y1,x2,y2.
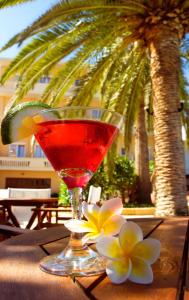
8,188,51,228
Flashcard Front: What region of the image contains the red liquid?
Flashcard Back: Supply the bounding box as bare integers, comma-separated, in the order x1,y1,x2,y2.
35,119,118,189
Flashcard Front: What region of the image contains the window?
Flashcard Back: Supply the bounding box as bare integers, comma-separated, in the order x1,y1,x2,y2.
6,178,51,189
17,145,25,157
9,144,25,157
39,76,51,83
75,79,82,86
92,109,101,119
34,145,46,158
120,148,126,156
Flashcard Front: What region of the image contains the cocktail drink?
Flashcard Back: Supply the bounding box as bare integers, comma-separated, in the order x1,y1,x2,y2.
35,107,123,276
35,119,118,188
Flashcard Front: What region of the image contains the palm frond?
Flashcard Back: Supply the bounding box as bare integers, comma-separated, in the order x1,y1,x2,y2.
1,0,146,50
113,49,148,148
144,80,154,132
48,35,136,106
41,14,124,105
70,54,114,107
25,0,146,37
179,69,189,101
102,44,137,109
43,45,96,106
0,0,34,8
68,30,132,107
7,39,91,108
1,8,129,108
1,20,97,84
1,27,66,84
2,16,116,107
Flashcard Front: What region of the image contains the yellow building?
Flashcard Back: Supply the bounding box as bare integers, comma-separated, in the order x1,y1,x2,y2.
0,58,125,194
0,58,63,194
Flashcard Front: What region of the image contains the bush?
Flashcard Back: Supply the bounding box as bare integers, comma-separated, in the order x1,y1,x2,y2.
149,160,155,175
84,156,138,204
110,156,138,204
58,182,70,206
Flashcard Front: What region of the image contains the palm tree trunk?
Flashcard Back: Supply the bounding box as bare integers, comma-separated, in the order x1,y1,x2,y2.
147,25,188,216
135,97,151,204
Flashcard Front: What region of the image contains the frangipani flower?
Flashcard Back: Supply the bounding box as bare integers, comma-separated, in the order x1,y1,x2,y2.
65,198,125,242
96,221,161,284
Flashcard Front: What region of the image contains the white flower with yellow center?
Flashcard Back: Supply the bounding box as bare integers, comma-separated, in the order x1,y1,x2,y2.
65,198,125,242
96,221,161,284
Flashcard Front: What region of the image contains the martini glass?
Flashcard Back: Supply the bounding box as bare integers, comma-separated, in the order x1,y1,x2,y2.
34,106,123,276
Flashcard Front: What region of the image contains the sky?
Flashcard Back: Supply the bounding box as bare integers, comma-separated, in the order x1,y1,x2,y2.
0,0,58,58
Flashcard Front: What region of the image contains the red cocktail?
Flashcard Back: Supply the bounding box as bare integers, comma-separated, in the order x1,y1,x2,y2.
34,106,123,277
35,120,118,188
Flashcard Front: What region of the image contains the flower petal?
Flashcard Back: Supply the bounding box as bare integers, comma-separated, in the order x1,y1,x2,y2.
132,238,161,264
99,198,123,227
129,257,153,284
119,222,143,253
106,258,132,284
64,219,93,233
80,220,98,232
96,236,123,260
83,232,103,243
82,202,99,225
103,215,126,236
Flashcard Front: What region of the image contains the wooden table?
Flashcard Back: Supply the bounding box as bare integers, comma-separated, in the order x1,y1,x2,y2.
0,198,58,229
0,217,188,300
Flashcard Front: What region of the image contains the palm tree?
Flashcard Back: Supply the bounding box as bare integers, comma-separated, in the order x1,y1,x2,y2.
1,0,189,216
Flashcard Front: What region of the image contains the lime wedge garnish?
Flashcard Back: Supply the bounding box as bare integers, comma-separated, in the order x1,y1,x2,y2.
1,102,57,145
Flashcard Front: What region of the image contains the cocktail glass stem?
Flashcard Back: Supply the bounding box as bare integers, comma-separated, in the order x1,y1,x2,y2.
70,187,82,220
66,187,86,251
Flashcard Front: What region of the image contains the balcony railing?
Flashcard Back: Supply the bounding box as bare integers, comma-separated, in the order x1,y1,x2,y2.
0,157,53,171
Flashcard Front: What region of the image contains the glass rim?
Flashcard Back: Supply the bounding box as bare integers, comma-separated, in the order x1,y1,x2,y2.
38,105,124,120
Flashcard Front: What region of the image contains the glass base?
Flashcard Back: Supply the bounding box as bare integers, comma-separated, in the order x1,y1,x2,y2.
40,245,106,276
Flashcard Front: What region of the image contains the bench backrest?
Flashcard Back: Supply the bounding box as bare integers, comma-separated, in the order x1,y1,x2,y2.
0,189,10,199
8,188,51,199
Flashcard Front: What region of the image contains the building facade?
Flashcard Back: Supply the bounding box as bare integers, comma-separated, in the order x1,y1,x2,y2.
0,58,62,194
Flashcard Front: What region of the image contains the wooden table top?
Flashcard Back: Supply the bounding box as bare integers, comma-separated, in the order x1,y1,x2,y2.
0,197,58,206
0,217,188,300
